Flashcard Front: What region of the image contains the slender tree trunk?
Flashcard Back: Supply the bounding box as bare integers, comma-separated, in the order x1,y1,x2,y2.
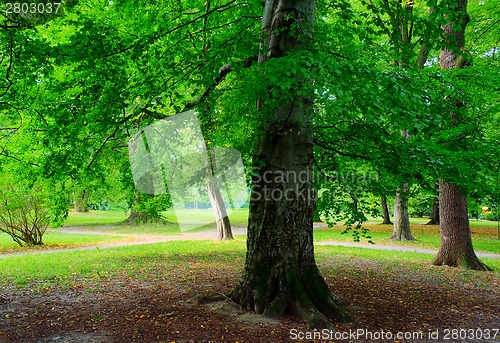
381,196,392,224
206,147,233,240
230,0,350,328
74,190,89,212
392,130,413,239
207,180,233,240
433,182,491,270
426,196,440,225
391,184,414,240
432,0,490,271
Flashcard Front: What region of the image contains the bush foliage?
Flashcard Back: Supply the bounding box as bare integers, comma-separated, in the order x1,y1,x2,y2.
0,183,51,246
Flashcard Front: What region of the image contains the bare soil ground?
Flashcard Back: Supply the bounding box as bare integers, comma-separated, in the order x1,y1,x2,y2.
1,225,499,342
1,253,499,343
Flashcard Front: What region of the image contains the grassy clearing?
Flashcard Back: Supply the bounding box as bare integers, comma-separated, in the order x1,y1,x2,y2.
0,208,249,252
0,239,498,289
163,208,249,227
63,211,129,226
365,216,500,226
314,223,500,254
0,240,247,286
62,208,249,235
0,231,127,253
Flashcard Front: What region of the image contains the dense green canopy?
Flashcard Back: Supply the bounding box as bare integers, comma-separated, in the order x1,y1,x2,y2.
0,0,498,221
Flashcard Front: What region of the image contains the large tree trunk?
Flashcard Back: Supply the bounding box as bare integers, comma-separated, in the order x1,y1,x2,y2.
230,0,350,328
391,184,414,240
74,190,90,212
433,182,491,270
381,196,392,224
432,0,490,271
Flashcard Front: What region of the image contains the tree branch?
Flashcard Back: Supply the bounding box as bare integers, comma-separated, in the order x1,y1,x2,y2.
86,126,120,171
313,138,371,160
0,36,14,99
0,147,40,167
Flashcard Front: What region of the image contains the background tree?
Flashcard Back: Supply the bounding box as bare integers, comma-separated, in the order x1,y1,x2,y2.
432,0,492,271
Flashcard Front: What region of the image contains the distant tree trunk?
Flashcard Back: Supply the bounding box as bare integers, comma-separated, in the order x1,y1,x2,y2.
391,184,414,240
206,147,233,240
230,0,350,328
433,182,491,270
426,196,440,225
432,0,490,270
207,180,233,240
74,190,89,212
391,129,413,239
123,192,155,224
381,196,392,224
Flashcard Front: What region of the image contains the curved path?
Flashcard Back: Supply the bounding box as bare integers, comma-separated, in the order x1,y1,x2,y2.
0,227,247,259
1,226,499,259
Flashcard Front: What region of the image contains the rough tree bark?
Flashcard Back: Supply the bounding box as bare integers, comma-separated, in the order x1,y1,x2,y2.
433,182,491,270
391,184,414,240
381,196,392,224
432,0,491,271
229,0,351,328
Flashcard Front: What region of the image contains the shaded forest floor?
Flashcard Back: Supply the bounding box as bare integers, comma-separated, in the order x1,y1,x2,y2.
1,242,499,343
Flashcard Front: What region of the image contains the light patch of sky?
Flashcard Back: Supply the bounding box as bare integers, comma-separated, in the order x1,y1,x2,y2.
424,57,438,67
483,47,498,57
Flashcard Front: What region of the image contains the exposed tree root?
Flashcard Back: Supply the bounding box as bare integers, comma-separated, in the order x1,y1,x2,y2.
432,251,492,271
119,210,172,225
229,266,353,329
390,231,415,241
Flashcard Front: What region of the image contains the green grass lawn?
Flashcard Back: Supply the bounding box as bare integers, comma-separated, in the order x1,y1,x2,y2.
162,208,249,227
63,210,130,226
0,239,498,288
365,215,500,227
313,222,499,254
1,209,498,267
0,208,249,252
0,231,129,253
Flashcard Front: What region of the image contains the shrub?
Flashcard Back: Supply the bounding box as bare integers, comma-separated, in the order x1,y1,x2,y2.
0,184,51,246
484,211,500,221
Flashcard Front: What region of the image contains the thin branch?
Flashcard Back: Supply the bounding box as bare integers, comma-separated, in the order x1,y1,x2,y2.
0,36,14,98
86,126,120,170
34,109,49,126
0,147,40,167
472,18,500,46
313,139,371,160
313,156,338,182
102,1,240,58
183,63,233,111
